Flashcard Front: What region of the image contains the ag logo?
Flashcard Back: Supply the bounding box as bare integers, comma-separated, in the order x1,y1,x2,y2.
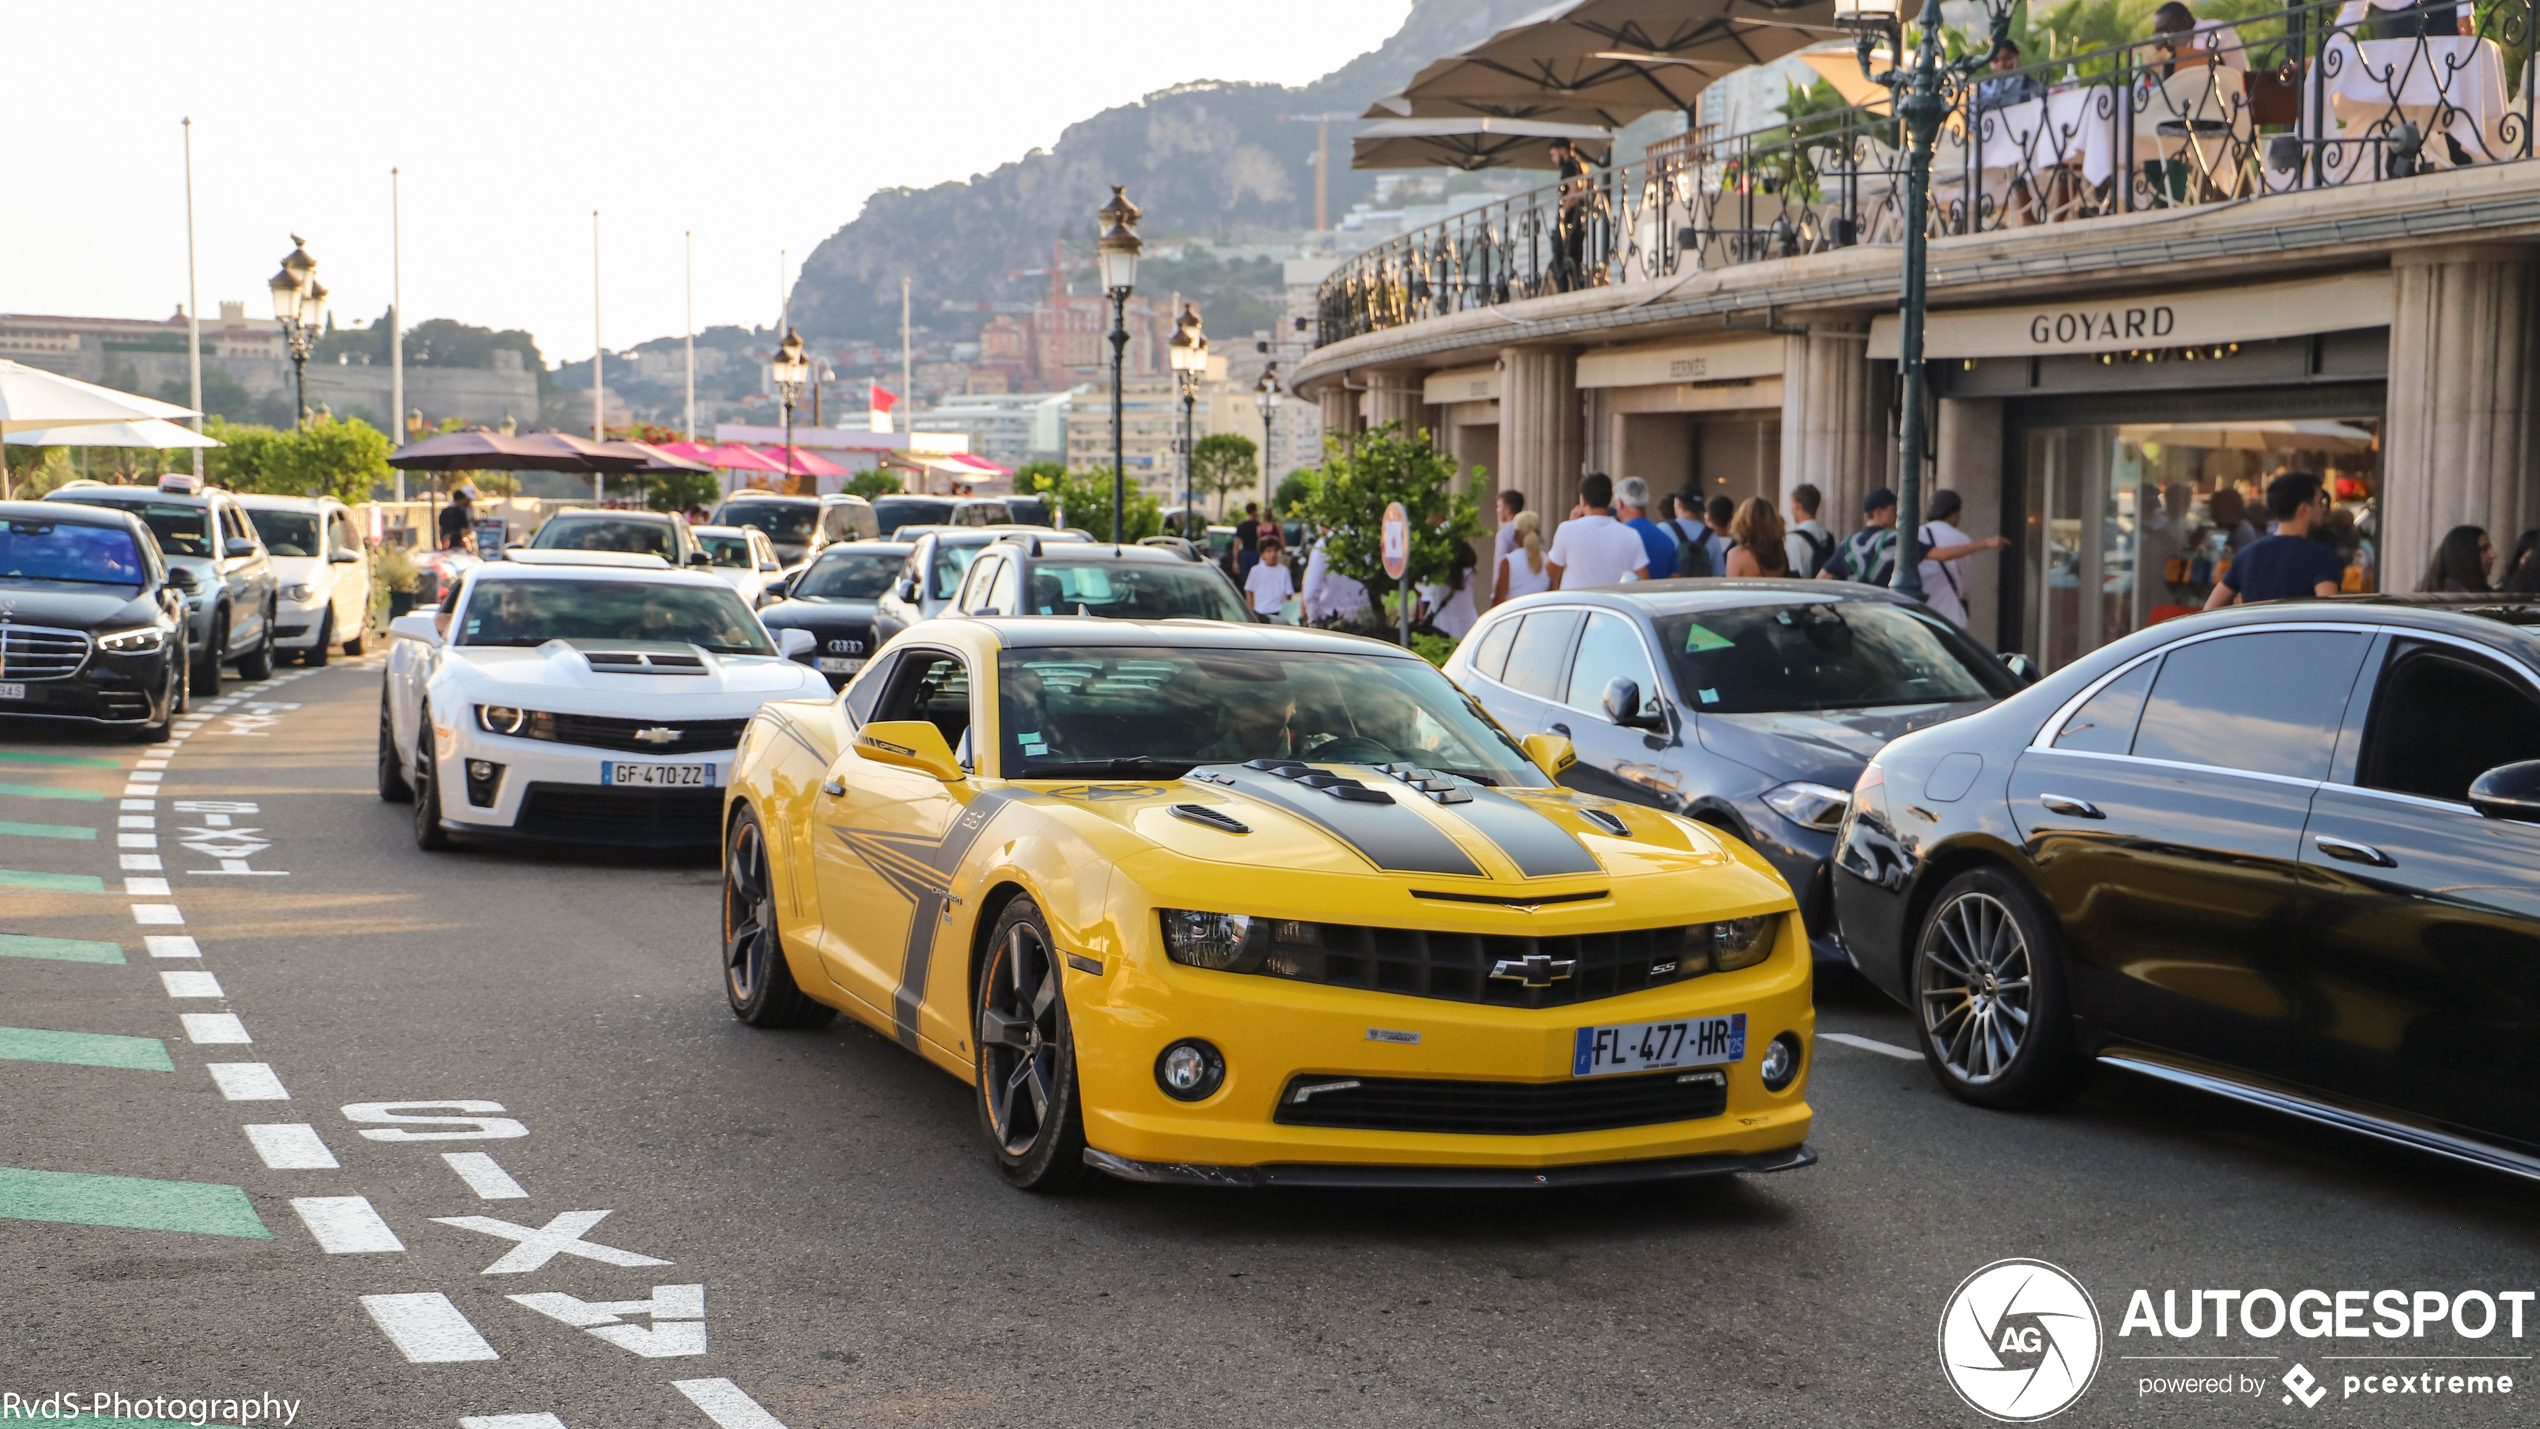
1939,1259,2102,1421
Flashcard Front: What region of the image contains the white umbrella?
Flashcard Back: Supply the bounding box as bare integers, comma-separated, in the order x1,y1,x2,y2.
7,419,222,449
1353,117,1616,171
2130,420,2379,453
0,360,200,498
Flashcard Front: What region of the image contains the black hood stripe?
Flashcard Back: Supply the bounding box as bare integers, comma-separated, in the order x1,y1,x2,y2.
1213,767,1483,879
1436,788,1603,879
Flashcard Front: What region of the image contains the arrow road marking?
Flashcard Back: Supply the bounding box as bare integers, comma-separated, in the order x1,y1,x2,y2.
430,1209,671,1275
510,1284,706,1357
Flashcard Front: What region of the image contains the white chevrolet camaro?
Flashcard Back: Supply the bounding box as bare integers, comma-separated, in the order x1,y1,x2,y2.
379,551,828,850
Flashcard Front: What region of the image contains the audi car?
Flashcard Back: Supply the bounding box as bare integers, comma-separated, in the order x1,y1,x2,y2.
755,540,912,688
0,500,189,738
43,474,278,694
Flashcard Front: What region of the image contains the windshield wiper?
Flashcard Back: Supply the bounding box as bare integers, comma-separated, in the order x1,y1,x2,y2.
1016,756,1195,778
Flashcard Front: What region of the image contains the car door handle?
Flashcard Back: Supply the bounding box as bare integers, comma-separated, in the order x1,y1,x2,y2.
820,780,847,798
1550,722,1572,738
2314,834,2395,868
2038,793,2104,819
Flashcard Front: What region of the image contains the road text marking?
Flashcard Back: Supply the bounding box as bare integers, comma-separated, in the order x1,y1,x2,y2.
431,1210,670,1275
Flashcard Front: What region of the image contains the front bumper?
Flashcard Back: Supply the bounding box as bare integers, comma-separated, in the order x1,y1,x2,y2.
0,649,176,726
275,596,333,649
428,720,734,847
1086,1141,1817,1189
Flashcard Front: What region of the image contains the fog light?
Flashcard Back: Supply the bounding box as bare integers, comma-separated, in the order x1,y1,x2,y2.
1154,1039,1225,1101
463,759,505,808
1759,1033,1802,1092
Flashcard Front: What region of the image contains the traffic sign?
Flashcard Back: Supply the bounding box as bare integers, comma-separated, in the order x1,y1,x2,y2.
1380,501,1409,581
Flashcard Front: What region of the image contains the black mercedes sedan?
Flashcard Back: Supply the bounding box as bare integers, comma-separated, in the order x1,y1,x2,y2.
0,500,189,738
756,540,912,688
1445,581,2026,964
1833,596,2540,1178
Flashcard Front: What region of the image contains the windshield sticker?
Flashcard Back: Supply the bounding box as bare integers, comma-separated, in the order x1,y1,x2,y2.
1017,731,1042,744
1699,688,1720,704
1682,623,1735,652
1022,742,1050,756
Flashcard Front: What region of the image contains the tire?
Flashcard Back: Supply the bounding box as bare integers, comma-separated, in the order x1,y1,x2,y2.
193,611,224,699
344,629,366,657
721,808,833,1029
235,605,275,681
974,897,1091,1193
410,704,453,850
304,611,332,667
1910,866,2089,1110
377,691,412,803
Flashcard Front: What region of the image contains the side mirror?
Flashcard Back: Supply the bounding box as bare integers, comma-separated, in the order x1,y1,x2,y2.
388,612,442,647
776,627,817,659
1522,732,1578,780
329,548,359,564
854,719,964,782
165,566,200,590
897,577,920,602
685,551,713,568
760,560,782,572
1601,677,1665,731
2468,760,2540,823
2000,652,2042,685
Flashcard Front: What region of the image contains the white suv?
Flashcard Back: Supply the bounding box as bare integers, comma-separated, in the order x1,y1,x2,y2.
237,493,371,665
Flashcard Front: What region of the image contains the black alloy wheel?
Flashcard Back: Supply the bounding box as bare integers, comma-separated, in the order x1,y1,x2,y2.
1911,866,2086,1109
974,897,1090,1192
377,691,412,802
235,604,276,681
410,703,452,850
194,610,225,698
720,809,832,1028
305,610,332,667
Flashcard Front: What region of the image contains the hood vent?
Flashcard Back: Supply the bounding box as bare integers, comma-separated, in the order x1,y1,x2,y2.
581,649,708,675
1170,803,1251,834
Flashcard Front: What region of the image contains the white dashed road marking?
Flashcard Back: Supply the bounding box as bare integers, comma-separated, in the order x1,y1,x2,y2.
179,1012,251,1044
207,1062,288,1100
1819,1031,1922,1060
460,1417,567,1429
431,1211,671,1275
124,877,170,895
292,1195,405,1253
362,1293,500,1364
443,1151,529,1200
131,904,184,925
245,1124,339,1170
673,1378,790,1429
160,970,224,998
145,935,201,958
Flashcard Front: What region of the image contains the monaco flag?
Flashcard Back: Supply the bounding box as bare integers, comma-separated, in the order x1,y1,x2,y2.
869,385,899,434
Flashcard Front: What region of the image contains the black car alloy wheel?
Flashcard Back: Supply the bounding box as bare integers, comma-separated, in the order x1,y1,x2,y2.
721,809,830,1028
975,898,1089,1192
410,704,452,851
1911,867,2084,1109
377,692,412,803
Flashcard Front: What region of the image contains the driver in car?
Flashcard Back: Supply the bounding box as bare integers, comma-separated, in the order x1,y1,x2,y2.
1195,687,1295,763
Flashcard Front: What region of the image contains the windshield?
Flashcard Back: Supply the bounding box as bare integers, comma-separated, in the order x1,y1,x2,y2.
59,498,210,558
999,645,1547,785
794,549,903,600
247,510,321,557
1023,561,1249,622
531,517,679,557
1655,602,2016,714
0,519,145,585
719,502,816,542
698,533,754,568
873,497,956,536
931,543,982,599
456,579,774,654
1005,496,1051,527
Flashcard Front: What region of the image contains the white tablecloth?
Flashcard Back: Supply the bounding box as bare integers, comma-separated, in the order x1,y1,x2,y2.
2318,33,2513,161
1976,87,2120,185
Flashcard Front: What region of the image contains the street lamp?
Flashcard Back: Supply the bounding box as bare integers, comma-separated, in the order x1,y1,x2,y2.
1096,185,1142,544
267,236,328,429
1168,303,1207,539
771,327,810,494
1253,363,1280,516
1845,0,2009,602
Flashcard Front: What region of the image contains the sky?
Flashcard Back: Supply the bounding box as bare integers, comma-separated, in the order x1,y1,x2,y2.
6,0,1415,367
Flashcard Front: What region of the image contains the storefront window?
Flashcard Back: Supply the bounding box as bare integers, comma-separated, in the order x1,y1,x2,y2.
2020,418,2380,670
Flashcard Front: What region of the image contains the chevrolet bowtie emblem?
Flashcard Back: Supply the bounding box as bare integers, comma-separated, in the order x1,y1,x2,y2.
633,726,684,745
1489,952,1576,988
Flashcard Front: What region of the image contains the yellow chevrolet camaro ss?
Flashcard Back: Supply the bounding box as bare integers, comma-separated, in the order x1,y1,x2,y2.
719,616,1815,1191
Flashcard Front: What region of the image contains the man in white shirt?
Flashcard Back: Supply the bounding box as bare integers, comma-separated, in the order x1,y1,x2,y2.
1546,474,1649,590
1914,489,2008,628
1784,482,1835,578
1301,529,1369,623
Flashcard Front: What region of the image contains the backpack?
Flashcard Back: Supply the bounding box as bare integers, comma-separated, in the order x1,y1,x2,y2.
1792,526,1835,578
1669,518,1711,578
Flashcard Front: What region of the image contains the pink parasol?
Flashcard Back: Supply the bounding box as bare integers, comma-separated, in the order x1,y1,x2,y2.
756,445,848,478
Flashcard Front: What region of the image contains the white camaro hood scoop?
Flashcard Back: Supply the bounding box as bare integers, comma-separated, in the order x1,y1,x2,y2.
573,643,711,675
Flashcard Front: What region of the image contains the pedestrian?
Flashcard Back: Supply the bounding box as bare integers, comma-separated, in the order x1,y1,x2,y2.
1915,489,2011,628
1245,532,1296,620
2204,472,2345,607
1615,476,1678,580
2504,528,2540,593
1702,495,1738,577
1417,542,1479,640
1724,497,1790,577
437,483,477,554
1666,491,1714,577
1784,483,1835,577
1234,501,1261,582
1495,510,1551,604
1819,487,1901,584
2416,524,2494,593
1302,526,1369,623
1547,473,1650,589
1548,138,1594,293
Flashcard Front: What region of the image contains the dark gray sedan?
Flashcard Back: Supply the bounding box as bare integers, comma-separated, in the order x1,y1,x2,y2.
1443,580,2026,963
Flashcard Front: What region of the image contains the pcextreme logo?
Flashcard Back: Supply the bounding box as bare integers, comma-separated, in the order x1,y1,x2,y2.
1940,1259,2104,1421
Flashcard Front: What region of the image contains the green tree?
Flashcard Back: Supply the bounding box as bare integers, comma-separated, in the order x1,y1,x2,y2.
203,416,393,503
1017,464,1162,541
1273,468,1316,516
846,469,904,499
1295,421,1479,613
1190,432,1258,517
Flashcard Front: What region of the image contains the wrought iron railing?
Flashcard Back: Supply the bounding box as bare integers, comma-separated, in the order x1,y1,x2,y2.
1317,0,2534,347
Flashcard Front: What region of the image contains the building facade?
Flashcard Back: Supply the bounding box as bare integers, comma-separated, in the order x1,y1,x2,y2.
911,389,1080,470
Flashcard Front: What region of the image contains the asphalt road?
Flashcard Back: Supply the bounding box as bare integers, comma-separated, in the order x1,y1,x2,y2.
4,659,2537,1429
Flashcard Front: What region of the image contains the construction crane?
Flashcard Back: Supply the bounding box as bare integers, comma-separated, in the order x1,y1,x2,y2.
1284,113,1361,232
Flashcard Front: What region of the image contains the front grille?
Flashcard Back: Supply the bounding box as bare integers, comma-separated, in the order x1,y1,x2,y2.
0,624,91,680
540,712,749,754
1251,920,1711,1010
1275,1068,1729,1136
513,782,721,846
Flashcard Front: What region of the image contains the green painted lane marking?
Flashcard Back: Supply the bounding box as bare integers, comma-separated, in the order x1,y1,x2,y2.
0,819,97,840
0,869,106,893
0,781,106,802
0,1027,172,1071
0,934,124,964
0,1166,270,1239
0,749,120,768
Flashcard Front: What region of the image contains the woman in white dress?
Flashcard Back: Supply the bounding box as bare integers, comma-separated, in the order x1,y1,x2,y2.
1493,509,1552,605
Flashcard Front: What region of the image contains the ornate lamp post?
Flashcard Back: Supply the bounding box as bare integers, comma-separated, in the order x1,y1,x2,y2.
1095,186,1143,544
266,236,328,430
1844,0,2009,601
1253,363,1279,517
770,328,810,494
1168,304,1207,537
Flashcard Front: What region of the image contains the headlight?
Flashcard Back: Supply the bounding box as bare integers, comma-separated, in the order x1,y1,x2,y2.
97,626,167,654
1762,781,1851,831
476,705,529,736
1159,910,1268,972
281,582,317,604
1710,914,1777,972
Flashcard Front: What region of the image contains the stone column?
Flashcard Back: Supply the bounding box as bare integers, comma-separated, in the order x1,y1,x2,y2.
1499,346,1583,524
1362,370,1427,436
2383,244,2538,591
1317,385,1358,450
1780,324,1880,529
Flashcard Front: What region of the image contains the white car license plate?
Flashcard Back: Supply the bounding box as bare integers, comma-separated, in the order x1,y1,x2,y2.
816,656,864,675
600,761,714,788
1573,1014,1746,1077
0,682,24,701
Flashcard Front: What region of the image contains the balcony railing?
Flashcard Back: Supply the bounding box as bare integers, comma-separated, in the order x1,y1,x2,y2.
1316,0,2535,348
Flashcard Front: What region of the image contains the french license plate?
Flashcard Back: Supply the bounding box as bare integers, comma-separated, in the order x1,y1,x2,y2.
600,761,714,788
816,656,864,675
1573,1014,1746,1077
0,682,23,701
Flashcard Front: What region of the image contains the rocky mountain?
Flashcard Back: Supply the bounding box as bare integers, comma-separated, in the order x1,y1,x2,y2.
787,0,1544,344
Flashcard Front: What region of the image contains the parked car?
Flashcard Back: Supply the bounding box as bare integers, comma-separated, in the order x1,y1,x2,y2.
0,499,190,738
946,534,1254,624
43,474,279,693
1444,581,2025,963
236,492,369,665
525,508,710,569
691,524,784,607
708,493,876,564
1003,494,1052,528
869,494,1012,537
755,540,913,688
870,526,1093,643
1833,596,2540,1177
